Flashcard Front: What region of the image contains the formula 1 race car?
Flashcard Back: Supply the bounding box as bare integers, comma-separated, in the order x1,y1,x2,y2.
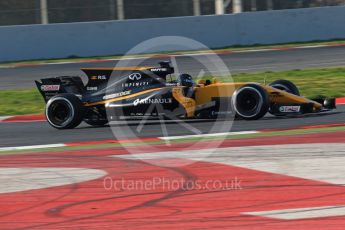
35,61,336,129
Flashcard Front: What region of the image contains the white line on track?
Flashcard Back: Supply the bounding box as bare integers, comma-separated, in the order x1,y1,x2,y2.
0,131,259,152
294,45,331,49
232,49,277,53
159,131,259,140
0,144,65,152
109,119,210,125
243,205,345,220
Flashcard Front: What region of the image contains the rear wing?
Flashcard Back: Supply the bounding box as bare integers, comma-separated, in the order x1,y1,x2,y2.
35,76,85,102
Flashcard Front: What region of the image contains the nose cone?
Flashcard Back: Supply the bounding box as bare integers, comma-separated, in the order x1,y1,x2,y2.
324,98,336,109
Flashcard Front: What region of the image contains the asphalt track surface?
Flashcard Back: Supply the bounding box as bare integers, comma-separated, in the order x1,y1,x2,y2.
1,46,345,147
1,46,345,90
1,106,345,147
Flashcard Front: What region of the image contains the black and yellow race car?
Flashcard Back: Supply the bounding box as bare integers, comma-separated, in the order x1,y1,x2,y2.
35,62,335,129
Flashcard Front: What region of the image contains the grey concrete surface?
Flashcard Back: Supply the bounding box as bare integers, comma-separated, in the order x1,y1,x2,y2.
1,6,345,61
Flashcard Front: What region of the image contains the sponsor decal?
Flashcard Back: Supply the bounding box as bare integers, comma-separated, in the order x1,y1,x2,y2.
133,98,173,106
103,90,131,100
150,68,167,72
91,75,107,80
41,85,60,92
122,82,150,87
87,87,98,91
130,112,165,116
128,73,142,81
279,106,301,113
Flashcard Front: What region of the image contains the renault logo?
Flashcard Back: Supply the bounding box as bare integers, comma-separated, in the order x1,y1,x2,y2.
128,73,142,81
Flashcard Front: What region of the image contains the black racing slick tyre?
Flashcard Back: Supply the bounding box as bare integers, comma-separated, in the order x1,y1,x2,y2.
269,79,300,96
232,84,269,120
46,94,84,129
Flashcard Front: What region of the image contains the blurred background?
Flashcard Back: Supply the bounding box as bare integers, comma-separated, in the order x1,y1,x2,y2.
1,0,345,26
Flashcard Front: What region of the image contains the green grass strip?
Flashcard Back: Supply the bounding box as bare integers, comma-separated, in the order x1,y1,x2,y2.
0,89,45,115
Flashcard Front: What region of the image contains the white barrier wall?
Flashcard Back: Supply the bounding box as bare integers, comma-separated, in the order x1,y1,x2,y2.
1,6,345,62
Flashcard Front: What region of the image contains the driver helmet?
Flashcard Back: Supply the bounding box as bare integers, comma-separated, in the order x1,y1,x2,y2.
178,73,194,87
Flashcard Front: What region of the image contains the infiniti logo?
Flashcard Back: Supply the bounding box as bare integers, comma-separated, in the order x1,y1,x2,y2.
128,73,142,81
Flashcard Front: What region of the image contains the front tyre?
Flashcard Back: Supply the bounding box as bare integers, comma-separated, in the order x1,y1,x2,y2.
232,84,269,120
46,94,84,129
269,79,300,96
269,80,300,116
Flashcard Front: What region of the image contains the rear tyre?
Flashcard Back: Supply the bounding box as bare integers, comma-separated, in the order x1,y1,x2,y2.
269,79,300,96
232,84,269,120
46,94,84,129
